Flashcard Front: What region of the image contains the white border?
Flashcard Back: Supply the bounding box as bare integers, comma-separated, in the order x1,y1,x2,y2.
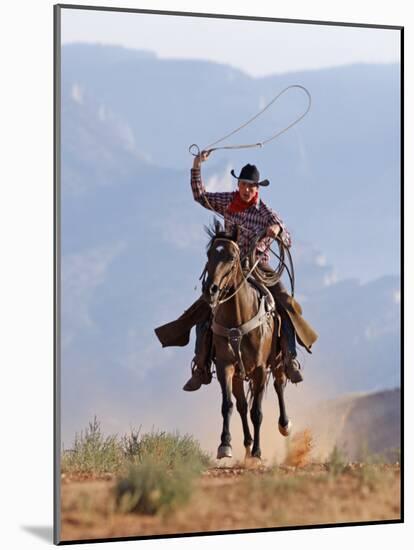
0,1,410,548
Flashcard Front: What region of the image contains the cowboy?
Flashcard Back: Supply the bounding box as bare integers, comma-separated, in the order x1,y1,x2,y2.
154,151,318,390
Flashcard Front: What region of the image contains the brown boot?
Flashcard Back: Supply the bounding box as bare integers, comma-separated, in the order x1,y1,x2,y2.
183,361,212,392
284,354,303,384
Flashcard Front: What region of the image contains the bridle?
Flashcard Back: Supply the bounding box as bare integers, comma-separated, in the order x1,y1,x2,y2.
204,238,264,311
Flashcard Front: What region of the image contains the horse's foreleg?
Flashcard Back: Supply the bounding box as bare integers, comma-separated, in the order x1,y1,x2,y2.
250,368,266,459
274,367,292,436
216,363,235,459
232,376,253,457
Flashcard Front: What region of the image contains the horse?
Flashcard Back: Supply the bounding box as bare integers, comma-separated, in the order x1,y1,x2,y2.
203,220,292,461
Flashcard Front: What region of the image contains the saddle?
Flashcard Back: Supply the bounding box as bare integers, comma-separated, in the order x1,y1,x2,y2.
246,276,275,313
248,276,282,368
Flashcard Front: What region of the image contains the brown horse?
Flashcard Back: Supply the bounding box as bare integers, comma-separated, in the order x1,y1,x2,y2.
203,221,292,460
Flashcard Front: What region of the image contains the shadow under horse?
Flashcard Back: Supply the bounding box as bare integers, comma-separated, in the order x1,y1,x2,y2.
200,223,292,460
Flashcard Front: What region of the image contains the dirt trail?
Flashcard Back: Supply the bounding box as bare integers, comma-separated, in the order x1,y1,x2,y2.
60,462,400,542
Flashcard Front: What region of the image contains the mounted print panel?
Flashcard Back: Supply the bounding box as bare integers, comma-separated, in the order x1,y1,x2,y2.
54,4,403,544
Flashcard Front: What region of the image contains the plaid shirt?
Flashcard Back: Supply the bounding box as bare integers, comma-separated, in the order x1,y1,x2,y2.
191,168,291,264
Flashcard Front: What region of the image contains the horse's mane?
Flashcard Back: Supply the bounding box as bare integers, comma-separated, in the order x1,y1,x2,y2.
204,218,237,251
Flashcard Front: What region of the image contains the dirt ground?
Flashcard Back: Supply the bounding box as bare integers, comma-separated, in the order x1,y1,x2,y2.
60,461,401,542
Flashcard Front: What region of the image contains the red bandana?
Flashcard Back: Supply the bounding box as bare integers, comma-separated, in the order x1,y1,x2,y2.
226,191,259,214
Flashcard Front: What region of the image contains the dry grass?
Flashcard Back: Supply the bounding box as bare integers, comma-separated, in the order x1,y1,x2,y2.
61,463,400,541
59,421,401,542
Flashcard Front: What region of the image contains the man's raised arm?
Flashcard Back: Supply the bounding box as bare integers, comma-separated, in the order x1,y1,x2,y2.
190,151,234,215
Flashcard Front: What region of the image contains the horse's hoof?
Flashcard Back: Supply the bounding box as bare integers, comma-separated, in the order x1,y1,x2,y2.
217,445,232,459
244,446,252,460
279,419,292,437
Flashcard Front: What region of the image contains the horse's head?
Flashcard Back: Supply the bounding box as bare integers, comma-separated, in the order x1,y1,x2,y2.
203,220,241,307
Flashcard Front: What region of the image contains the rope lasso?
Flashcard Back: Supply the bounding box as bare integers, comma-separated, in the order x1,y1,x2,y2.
189,84,311,157
248,232,294,292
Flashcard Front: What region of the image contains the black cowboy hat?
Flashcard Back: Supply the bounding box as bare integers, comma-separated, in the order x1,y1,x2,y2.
230,163,270,187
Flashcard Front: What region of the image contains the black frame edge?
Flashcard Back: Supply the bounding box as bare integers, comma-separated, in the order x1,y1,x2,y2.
400,25,404,524
56,3,403,30
57,519,403,546
53,3,62,546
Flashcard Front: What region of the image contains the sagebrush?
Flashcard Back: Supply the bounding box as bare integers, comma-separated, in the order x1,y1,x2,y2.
61,417,212,475
114,459,196,515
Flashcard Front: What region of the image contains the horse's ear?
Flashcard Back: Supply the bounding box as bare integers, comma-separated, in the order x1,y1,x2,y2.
232,224,240,242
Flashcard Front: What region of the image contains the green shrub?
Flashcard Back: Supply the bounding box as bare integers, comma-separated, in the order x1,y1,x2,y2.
120,427,141,460
61,419,212,476
326,446,347,476
114,459,195,516
122,428,212,472
61,416,123,474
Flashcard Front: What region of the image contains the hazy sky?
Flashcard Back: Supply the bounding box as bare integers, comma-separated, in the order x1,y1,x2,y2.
61,7,400,77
